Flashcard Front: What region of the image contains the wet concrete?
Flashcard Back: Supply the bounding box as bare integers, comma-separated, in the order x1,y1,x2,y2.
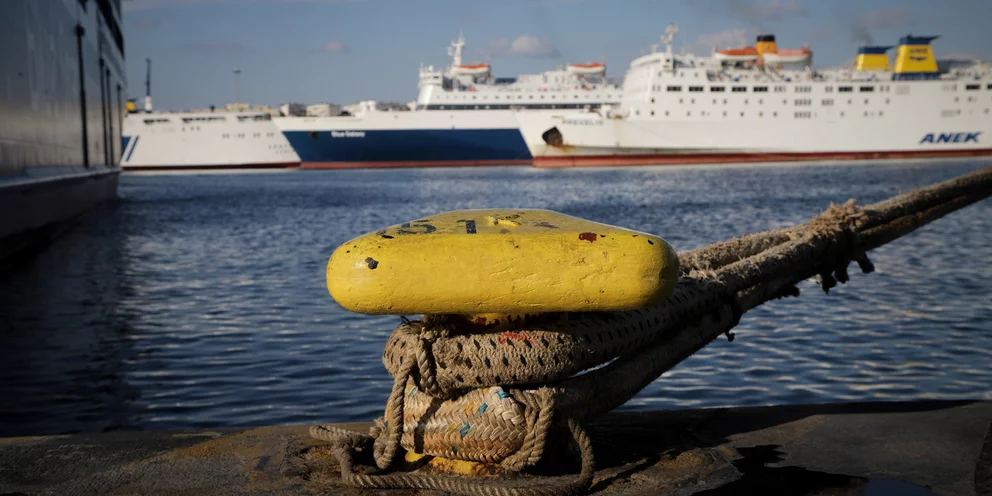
1,400,989,496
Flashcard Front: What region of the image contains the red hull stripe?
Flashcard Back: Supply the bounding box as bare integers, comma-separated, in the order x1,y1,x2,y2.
123,162,300,172
301,159,532,169
533,149,992,168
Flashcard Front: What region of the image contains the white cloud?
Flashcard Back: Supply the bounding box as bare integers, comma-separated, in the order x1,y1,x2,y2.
486,35,560,58
324,41,349,54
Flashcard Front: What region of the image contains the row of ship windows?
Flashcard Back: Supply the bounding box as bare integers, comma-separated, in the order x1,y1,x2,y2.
654,84,885,93
655,95,985,106
653,97,893,106
634,108,989,118
643,82,990,93
435,94,617,101
634,109,885,119
220,132,276,138
143,115,271,125
941,109,992,116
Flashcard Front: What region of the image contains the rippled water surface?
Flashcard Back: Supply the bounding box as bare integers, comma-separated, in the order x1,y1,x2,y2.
1,161,990,437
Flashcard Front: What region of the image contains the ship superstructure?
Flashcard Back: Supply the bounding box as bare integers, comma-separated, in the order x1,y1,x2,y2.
515,25,992,167
120,59,299,171
121,111,300,171
277,34,621,168
415,33,621,111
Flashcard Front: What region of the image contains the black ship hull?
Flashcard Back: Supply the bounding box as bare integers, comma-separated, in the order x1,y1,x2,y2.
0,0,126,259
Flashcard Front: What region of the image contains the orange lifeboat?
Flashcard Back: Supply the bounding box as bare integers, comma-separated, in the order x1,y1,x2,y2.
762,45,812,65
713,46,759,62
452,63,491,76
567,62,606,75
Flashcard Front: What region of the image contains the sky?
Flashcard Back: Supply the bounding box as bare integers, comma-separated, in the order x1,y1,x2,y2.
121,0,992,111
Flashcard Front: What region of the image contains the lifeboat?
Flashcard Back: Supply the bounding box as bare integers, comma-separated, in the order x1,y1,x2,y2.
762,45,812,65
451,63,491,76
713,46,759,62
567,62,606,75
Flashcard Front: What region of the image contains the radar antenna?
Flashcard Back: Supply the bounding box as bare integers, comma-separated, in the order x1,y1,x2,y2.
448,32,466,67
663,24,678,72
663,24,678,57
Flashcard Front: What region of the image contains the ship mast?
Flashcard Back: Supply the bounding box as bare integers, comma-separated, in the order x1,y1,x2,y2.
663,24,678,72
448,32,465,68
144,57,153,112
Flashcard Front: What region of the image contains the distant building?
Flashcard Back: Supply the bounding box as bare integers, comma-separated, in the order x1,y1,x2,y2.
225,102,253,112
280,103,307,117
373,101,412,112
254,104,281,117
342,100,412,115
306,103,342,117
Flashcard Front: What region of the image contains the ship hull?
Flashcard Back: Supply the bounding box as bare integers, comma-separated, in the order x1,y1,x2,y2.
275,111,532,168
530,148,992,167
0,0,126,256
516,79,992,168
121,113,301,171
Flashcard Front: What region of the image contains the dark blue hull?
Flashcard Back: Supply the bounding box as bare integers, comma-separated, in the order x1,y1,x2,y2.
282,128,532,168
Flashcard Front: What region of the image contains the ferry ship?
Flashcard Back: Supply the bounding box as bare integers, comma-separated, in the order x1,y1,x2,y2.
276,33,622,168
0,0,125,259
514,25,992,167
121,111,300,171
121,61,300,171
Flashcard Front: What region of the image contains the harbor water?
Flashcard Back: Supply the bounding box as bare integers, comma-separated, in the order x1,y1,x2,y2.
0,161,990,437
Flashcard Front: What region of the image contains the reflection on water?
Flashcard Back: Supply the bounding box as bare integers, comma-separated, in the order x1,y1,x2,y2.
0,160,990,436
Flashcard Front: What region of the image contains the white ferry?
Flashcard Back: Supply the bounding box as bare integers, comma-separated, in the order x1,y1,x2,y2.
514,25,992,167
275,33,622,168
122,110,300,171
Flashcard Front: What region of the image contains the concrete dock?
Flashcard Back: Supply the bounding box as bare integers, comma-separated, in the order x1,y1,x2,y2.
1,400,989,495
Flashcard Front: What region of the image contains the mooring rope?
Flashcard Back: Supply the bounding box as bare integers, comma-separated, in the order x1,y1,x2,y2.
311,166,992,495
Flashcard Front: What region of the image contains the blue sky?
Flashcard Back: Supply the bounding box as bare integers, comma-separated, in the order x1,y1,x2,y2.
122,0,992,111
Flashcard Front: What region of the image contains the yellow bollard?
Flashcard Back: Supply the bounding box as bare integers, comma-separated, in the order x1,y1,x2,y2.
326,209,679,315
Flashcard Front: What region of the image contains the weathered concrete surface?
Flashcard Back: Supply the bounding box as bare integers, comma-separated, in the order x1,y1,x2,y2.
1,400,989,496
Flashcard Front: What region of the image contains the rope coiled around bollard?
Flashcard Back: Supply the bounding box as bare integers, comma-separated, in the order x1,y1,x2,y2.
310,166,992,496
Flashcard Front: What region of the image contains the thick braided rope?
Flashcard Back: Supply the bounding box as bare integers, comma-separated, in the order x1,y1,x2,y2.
373,356,414,469
314,409,594,496
500,388,555,471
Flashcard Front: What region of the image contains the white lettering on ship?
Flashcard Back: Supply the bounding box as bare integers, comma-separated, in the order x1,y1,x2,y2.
331,131,366,138
562,119,603,126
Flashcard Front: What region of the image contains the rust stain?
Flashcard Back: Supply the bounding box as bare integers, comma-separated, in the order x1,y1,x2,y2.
578,232,598,242
497,331,532,344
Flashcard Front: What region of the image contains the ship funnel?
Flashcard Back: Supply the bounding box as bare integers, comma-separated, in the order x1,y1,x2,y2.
855,45,893,71
755,34,776,64
893,35,940,80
